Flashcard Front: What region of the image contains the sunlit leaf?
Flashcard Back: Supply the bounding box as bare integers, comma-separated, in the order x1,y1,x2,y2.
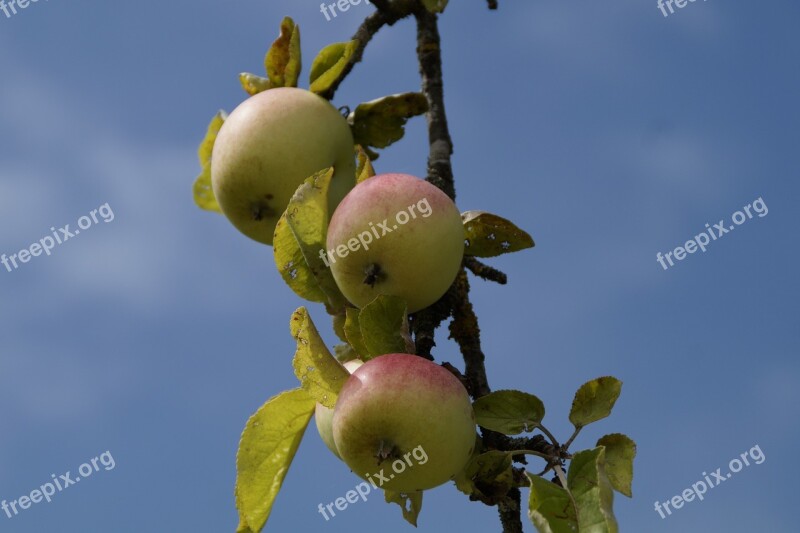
568,377,622,429
349,93,428,150
309,40,359,95
235,388,315,532
193,110,227,213
596,434,636,497
273,210,328,303
358,295,415,359
527,473,578,533
355,145,376,184
385,490,423,527
239,72,271,95
290,307,349,408
568,447,618,532
266,17,301,88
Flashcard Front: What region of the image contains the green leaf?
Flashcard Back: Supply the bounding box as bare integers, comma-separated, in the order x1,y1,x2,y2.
284,168,348,311
526,473,578,533
309,40,359,95
384,490,423,527
568,377,623,429
193,110,227,213
355,145,376,184
273,210,328,304
422,0,449,13
235,388,315,533
462,211,535,258
290,307,350,408
596,434,636,498
349,93,429,150
239,72,271,96
473,390,545,435
344,307,369,358
266,17,301,88
358,295,415,359
567,447,618,533
332,311,348,343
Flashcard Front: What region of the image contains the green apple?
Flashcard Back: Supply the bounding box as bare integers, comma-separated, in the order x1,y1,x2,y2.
211,87,355,245
332,353,476,492
324,173,464,313
314,359,364,459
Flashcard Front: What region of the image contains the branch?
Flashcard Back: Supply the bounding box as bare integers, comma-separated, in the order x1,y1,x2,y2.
318,0,417,100
465,256,508,284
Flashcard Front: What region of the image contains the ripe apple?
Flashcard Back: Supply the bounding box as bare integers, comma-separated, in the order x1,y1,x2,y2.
314,359,364,459
332,353,476,492
325,173,464,312
211,87,356,245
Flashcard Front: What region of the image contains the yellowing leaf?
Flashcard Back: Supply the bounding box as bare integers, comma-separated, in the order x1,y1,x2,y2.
568,377,622,429
239,72,271,96
349,93,429,150
462,211,534,258
235,388,315,533
290,307,350,408
596,434,636,498
344,307,369,357
285,168,348,311
273,210,327,303
193,110,227,213
385,490,423,527
266,17,301,88
309,40,359,95
355,145,376,184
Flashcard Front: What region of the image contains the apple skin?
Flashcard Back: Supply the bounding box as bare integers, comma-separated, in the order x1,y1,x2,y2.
211,87,355,245
332,353,476,492
314,360,364,459
326,173,464,313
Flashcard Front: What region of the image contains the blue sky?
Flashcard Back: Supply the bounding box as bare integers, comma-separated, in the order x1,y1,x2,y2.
1,0,798,531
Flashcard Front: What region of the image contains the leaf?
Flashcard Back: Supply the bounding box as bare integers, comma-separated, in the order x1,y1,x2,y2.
526,473,578,533
239,72,271,96
422,0,449,13
528,470,580,533
596,434,636,498
193,110,227,213
462,211,534,258
235,388,315,533
266,17,301,88
290,307,350,408
284,168,348,311
349,93,429,150
355,145,376,184
309,40,359,95
385,490,423,527
344,307,369,358
358,295,415,359
568,377,623,429
567,447,618,533
332,311,348,343
273,210,328,303
473,390,545,435
462,451,514,504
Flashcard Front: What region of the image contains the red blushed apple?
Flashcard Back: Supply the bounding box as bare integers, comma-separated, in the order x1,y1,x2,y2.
325,173,465,313
332,353,476,492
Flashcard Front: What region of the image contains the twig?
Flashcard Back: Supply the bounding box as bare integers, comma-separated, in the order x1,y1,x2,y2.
465,256,508,284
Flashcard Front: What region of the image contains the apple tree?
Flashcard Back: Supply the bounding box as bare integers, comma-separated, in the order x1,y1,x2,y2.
192,2,636,532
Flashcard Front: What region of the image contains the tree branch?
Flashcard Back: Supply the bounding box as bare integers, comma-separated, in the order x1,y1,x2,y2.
465,256,508,284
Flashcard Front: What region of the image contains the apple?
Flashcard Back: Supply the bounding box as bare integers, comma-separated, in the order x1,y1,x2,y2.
314,359,364,459
332,353,476,492
211,87,356,245
325,173,464,313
